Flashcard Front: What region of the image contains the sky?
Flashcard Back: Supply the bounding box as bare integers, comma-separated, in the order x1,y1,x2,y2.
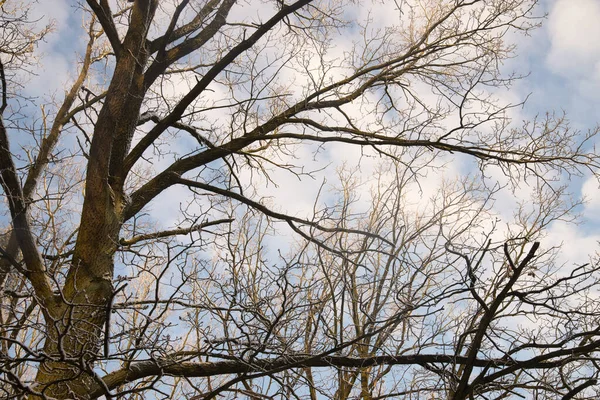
519,0,600,264
18,0,600,268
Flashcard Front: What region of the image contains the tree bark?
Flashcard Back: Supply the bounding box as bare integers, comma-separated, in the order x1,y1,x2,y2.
30,2,158,397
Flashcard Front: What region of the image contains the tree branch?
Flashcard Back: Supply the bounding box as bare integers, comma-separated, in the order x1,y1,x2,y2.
124,0,315,175
95,351,587,399
144,0,236,84
0,111,57,309
86,0,122,58
119,218,234,246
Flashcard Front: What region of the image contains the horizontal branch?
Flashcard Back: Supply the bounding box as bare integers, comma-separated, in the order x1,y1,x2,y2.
174,177,394,247
96,352,577,398
119,218,233,246
266,130,598,169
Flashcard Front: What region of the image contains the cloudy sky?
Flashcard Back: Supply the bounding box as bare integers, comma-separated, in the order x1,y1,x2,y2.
23,0,600,265
518,0,600,263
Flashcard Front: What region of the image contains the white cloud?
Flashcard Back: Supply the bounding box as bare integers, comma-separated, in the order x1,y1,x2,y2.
21,0,78,98
546,0,600,78
545,220,600,266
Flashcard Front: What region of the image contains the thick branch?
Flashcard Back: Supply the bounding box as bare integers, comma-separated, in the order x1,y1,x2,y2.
147,0,219,54
0,56,57,308
95,351,587,399
86,0,122,58
144,0,236,84
0,117,56,308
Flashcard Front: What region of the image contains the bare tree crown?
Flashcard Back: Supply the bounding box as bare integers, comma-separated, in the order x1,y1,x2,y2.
0,0,599,399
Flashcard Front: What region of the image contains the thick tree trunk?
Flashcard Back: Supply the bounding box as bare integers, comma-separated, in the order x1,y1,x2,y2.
30,3,156,396
31,192,122,398
30,300,109,399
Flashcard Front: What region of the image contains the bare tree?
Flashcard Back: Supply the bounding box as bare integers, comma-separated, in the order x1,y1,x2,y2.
0,0,600,399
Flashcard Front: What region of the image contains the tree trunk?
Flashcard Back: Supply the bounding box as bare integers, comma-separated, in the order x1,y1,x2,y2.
30,4,155,395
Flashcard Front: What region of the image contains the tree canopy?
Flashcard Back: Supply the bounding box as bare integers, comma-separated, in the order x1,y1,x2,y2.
1,0,600,399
